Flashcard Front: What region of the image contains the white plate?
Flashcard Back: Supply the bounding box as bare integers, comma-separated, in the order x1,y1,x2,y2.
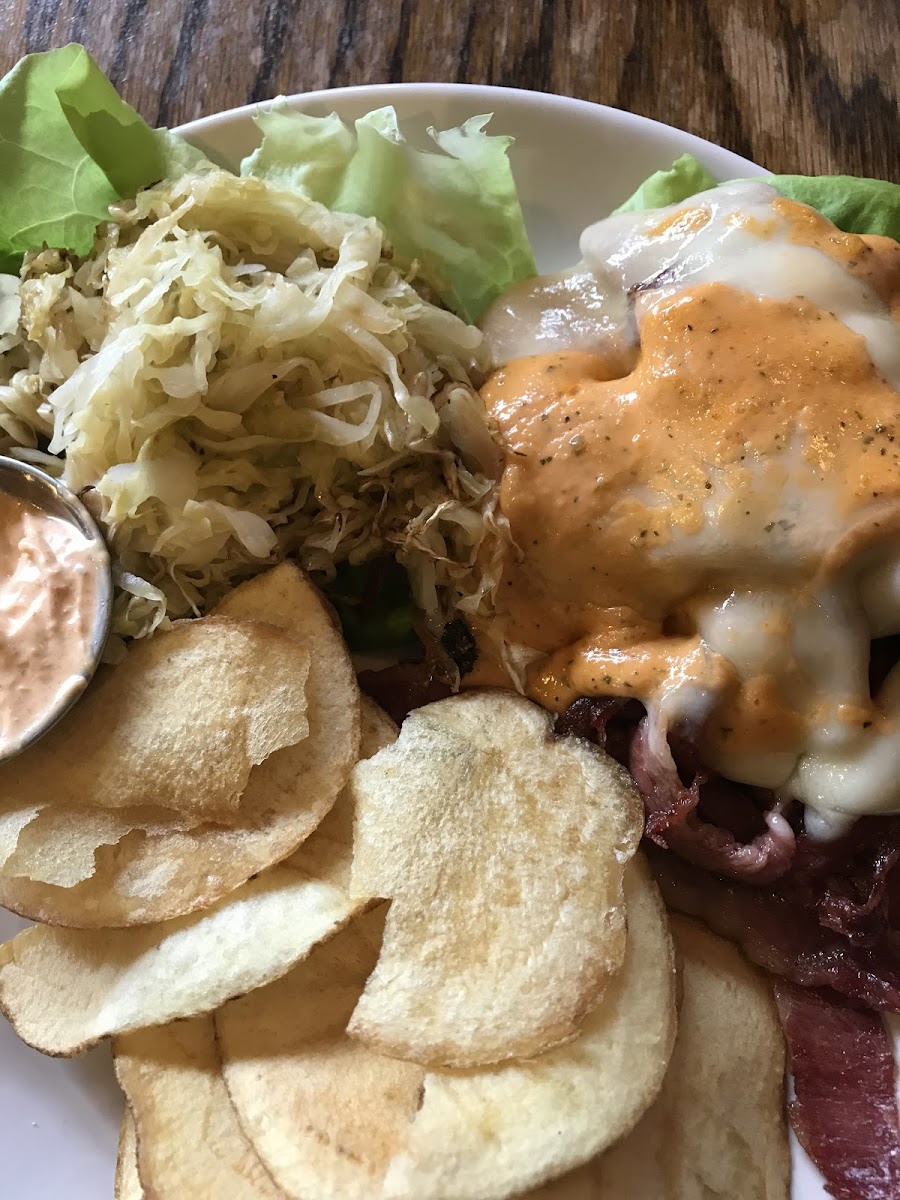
0,84,826,1199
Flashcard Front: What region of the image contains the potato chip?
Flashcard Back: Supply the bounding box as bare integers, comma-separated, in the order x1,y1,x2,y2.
0,698,397,1055
1,807,156,891
214,562,356,761
0,564,360,927
347,690,643,1068
218,906,424,1200
116,1017,285,1200
115,1109,143,1200
595,916,789,1198
0,868,364,1056
283,697,398,890
525,916,790,1200
216,856,675,1199
0,807,43,873
0,618,310,828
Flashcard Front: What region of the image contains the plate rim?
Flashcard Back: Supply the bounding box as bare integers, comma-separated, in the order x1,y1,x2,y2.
174,81,766,181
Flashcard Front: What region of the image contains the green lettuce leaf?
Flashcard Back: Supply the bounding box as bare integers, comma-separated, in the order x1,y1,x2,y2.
242,105,536,322
242,108,355,199
614,151,900,241
766,174,900,242
613,153,718,214
0,44,201,272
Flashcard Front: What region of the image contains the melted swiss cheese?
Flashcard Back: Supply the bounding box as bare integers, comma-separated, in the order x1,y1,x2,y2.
478,182,900,831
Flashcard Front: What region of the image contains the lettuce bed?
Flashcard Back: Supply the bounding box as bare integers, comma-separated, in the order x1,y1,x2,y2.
615,151,900,241
0,45,535,323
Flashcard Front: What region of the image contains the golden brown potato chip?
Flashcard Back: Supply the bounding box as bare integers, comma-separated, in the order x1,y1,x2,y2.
0,808,40,869
2,818,99,893
0,699,395,1056
0,618,310,831
116,1017,286,1200
283,697,398,890
595,917,789,1199
0,806,170,892
0,807,57,877
217,856,675,1200
219,906,423,1200
115,1109,143,1200
347,690,643,1068
0,868,365,1057
0,564,360,927
214,563,357,766
526,917,790,1200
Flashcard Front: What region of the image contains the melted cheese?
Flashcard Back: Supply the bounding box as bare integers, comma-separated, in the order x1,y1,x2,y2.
480,267,635,368
478,182,900,829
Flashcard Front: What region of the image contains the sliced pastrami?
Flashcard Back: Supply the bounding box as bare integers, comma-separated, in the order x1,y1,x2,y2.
651,847,900,1012
775,981,900,1200
630,714,796,883
358,661,452,724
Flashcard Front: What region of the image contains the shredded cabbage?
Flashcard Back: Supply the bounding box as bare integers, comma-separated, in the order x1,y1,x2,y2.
0,168,509,645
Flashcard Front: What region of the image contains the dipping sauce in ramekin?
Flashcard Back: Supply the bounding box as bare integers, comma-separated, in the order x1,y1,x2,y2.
0,459,111,760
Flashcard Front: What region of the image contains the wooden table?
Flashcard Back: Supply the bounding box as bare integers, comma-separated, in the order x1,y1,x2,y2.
1,0,898,181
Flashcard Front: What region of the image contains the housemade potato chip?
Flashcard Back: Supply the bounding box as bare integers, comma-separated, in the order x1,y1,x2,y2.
593,917,789,1199
526,917,790,1200
0,809,41,871
115,1109,143,1200
0,802,213,891
0,868,365,1056
347,690,643,1068
0,565,360,926
217,906,422,1200
283,697,398,890
0,618,310,827
216,856,675,1200
116,1017,286,1200
214,563,356,760
0,698,396,1055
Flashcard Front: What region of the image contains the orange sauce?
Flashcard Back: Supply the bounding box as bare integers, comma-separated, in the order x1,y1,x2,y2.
477,205,900,767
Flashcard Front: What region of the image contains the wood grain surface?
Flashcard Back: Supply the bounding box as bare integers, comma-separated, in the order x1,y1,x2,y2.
0,0,897,179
